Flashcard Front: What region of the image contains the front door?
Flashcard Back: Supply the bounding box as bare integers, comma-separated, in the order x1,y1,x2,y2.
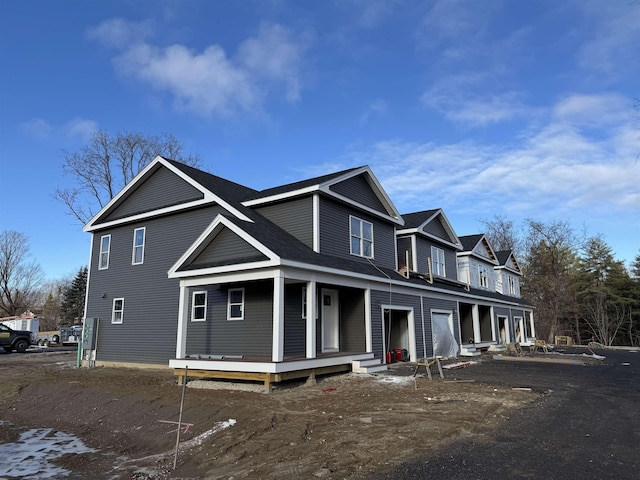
321,288,339,352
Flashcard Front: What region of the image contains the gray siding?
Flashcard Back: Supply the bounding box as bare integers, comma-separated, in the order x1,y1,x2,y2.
185,280,273,357
102,167,204,222
256,197,314,249
415,237,458,281
329,173,388,214
319,197,396,270
190,227,267,267
422,216,449,241
339,287,366,352
86,205,226,365
284,284,306,357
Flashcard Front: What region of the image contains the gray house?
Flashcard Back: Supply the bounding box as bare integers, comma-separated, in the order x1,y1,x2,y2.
83,156,534,385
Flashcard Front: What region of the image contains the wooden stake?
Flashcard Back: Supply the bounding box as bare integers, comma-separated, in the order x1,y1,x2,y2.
174,365,188,470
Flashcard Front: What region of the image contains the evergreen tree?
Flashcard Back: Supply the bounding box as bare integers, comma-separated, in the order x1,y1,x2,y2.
60,266,88,326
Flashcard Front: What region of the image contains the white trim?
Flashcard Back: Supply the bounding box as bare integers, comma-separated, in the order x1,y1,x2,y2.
191,290,207,322
227,288,245,321
99,234,111,270
349,215,374,258
168,214,279,278
321,288,339,352
132,227,146,265
242,185,320,207
272,273,285,362
111,298,124,324
313,193,320,252
364,288,372,353
381,304,416,362
306,280,317,358
83,234,94,320
176,285,189,358
396,209,462,249
84,156,252,232
169,352,374,373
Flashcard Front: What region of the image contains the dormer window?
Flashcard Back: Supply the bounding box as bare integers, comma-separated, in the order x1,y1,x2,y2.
478,265,489,288
350,216,373,258
431,246,446,276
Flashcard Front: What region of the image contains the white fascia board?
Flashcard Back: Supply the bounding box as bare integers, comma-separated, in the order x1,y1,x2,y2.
241,185,320,207
84,156,251,232
168,214,279,278
320,186,404,225
179,268,280,287
170,259,281,279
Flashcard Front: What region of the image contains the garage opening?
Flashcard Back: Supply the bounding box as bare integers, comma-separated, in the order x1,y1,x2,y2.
384,309,410,363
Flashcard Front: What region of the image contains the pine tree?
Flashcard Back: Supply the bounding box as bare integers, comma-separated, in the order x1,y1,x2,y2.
60,266,88,326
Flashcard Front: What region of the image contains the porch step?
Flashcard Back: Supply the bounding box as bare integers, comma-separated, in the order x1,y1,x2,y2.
459,345,482,357
352,358,388,374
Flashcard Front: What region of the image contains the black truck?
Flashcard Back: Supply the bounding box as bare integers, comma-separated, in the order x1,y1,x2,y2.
0,323,35,353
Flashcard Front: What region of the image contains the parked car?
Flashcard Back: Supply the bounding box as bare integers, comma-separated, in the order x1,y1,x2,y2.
0,323,35,353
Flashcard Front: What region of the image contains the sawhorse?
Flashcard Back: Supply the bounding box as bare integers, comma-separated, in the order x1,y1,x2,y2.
413,357,444,380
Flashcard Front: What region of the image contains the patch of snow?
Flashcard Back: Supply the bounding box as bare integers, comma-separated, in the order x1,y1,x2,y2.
0,427,95,478
187,379,266,392
376,375,414,385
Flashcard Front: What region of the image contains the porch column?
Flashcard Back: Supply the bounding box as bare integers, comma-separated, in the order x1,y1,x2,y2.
306,280,317,358
364,288,372,353
528,312,536,339
272,273,285,362
472,305,482,344
175,283,189,359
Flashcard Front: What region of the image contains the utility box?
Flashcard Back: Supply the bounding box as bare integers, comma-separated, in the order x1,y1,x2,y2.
82,318,99,350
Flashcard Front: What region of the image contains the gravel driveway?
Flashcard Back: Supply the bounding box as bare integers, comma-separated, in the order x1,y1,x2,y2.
370,347,640,480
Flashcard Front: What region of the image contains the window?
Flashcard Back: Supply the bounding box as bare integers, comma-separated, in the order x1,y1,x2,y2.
99,235,111,270
191,291,207,321
508,275,517,295
132,227,145,265
431,246,446,276
478,265,489,288
112,298,124,324
227,288,244,320
350,216,373,258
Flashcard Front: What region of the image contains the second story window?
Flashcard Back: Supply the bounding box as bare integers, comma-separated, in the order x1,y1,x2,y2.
132,227,146,265
350,216,373,258
431,246,446,276
478,265,489,288
99,235,111,270
508,275,516,295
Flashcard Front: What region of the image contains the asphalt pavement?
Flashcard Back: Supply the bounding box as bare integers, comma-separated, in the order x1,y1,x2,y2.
370,348,640,480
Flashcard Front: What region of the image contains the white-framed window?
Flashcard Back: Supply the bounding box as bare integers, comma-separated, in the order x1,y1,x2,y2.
431,246,446,276
191,291,207,321
301,287,307,319
508,275,516,295
132,227,145,265
227,288,244,320
350,216,373,258
99,235,111,270
478,265,489,288
112,298,124,324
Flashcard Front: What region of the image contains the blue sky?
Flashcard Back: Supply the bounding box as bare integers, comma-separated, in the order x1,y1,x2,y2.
1,0,638,281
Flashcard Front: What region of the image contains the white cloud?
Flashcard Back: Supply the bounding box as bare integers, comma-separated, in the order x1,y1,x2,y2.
90,19,308,117
86,18,153,50
64,118,99,140
21,117,98,140
21,118,54,139
340,93,638,221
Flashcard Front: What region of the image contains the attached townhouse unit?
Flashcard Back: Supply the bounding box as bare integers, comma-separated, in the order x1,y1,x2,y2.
83,156,534,387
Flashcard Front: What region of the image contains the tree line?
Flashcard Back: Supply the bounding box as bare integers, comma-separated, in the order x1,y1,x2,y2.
482,215,640,346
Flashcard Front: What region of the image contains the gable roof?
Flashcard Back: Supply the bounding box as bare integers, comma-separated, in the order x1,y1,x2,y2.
495,250,522,274
457,234,498,264
243,165,404,225
84,156,256,232
397,208,462,249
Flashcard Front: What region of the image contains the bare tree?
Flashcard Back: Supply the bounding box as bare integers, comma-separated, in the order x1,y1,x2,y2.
0,230,45,316
479,214,523,258
54,130,201,224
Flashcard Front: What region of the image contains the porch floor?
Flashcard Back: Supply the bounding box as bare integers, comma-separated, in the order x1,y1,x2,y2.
170,351,374,392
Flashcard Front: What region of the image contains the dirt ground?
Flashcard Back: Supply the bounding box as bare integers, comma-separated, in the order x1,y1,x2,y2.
0,349,603,479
